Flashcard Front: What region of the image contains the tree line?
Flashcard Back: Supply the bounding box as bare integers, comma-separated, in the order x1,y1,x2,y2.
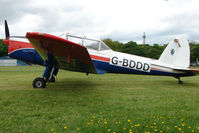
0,39,8,57
103,38,199,62
0,38,199,62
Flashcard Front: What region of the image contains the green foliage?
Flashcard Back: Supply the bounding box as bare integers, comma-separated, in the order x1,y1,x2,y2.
103,38,199,61
190,42,199,62
103,38,167,59
0,39,8,57
103,38,123,52
0,66,199,132
1,37,199,61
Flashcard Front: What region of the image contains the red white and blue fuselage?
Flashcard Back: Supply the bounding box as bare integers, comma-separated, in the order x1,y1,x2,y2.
89,50,194,77
3,34,198,79
3,19,199,88
3,32,199,89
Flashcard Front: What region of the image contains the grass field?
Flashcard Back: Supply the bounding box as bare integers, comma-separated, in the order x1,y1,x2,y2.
0,66,199,133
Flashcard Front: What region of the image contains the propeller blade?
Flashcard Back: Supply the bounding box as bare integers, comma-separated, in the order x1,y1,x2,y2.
5,20,10,39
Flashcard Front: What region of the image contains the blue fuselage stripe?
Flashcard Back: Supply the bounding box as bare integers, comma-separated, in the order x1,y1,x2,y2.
91,59,191,77
9,49,44,65
9,48,192,77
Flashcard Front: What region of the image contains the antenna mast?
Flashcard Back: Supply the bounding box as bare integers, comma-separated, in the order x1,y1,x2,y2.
143,32,146,44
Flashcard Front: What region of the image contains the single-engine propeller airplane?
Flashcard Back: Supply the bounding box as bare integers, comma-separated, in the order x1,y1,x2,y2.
2,20,199,88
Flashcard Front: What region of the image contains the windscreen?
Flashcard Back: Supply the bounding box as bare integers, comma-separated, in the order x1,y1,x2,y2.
100,41,111,51
83,38,100,50
65,34,111,51
67,35,82,45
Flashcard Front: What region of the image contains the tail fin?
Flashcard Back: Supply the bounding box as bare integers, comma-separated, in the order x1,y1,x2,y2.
158,35,190,68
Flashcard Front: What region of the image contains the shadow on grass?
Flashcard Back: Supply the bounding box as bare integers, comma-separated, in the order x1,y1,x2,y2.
38,76,199,92
45,78,98,91
157,79,199,88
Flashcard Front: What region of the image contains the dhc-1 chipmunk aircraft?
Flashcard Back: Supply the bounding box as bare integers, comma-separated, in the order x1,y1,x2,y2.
2,20,199,88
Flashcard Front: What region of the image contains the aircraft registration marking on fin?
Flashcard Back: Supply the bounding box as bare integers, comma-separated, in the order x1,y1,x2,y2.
110,56,151,72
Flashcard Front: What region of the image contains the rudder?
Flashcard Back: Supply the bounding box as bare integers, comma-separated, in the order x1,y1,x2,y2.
158,36,190,68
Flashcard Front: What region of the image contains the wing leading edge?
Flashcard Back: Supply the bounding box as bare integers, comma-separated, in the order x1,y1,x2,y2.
26,32,97,74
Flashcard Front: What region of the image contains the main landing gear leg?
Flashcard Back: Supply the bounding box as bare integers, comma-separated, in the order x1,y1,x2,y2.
48,67,59,82
33,65,53,88
33,54,55,88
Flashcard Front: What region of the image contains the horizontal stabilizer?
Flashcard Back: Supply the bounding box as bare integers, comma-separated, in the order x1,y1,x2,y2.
189,69,199,75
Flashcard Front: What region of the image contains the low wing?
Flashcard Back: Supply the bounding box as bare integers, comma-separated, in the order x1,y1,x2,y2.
26,32,97,74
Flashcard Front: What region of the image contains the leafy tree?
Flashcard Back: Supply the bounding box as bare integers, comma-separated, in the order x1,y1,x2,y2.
102,38,166,59
190,42,199,62
1,37,199,63
103,37,199,62
0,39,8,57
102,38,123,51
147,44,164,59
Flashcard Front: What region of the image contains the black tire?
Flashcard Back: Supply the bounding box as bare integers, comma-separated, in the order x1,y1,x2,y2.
33,77,46,88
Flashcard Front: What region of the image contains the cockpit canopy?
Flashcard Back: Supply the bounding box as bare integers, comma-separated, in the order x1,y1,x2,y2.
60,34,112,51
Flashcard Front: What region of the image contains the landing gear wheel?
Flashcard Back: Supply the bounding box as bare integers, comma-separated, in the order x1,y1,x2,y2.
33,77,46,88
48,76,55,82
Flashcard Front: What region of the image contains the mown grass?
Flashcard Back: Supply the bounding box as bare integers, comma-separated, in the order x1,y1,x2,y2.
0,66,199,133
